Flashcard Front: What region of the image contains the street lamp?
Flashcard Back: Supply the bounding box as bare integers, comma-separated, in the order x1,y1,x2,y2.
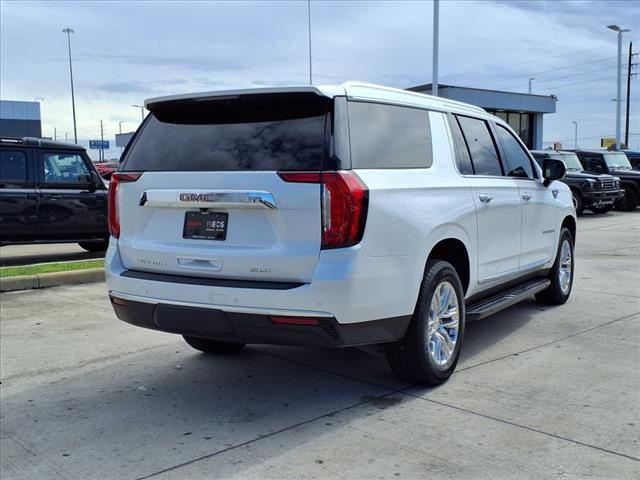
572,121,578,149
62,27,78,144
607,24,630,150
528,77,535,94
131,104,145,122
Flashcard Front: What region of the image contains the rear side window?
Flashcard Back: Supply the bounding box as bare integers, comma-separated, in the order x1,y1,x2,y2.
456,115,503,176
494,124,535,178
448,115,474,175
123,93,328,172
0,150,28,185
348,102,432,169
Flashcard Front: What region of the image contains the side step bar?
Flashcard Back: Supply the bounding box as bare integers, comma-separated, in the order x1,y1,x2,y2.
466,278,551,321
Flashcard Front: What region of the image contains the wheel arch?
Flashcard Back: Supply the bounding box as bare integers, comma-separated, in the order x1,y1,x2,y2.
621,180,640,195
426,238,471,296
561,215,577,245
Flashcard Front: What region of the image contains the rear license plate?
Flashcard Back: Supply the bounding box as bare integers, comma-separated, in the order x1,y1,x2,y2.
183,211,228,241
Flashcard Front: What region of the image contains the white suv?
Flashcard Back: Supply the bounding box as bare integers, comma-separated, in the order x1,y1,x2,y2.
106,82,575,385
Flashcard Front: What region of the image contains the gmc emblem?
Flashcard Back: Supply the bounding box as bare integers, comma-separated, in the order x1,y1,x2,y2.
180,193,212,202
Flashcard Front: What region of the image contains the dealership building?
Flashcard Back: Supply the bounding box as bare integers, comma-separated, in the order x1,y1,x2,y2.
0,100,42,138
409,84,557,150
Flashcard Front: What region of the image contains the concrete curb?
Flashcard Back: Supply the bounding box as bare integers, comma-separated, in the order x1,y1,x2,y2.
0,268,105,293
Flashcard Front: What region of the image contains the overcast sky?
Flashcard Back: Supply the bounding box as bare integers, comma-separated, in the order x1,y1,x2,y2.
1,0,638,159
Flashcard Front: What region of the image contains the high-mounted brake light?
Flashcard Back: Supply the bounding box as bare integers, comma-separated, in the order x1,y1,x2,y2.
108,172,142,239
278,171,368,249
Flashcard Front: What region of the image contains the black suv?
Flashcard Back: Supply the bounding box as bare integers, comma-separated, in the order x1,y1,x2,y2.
530,150,623,214
573,150,640,211
0,137,109,251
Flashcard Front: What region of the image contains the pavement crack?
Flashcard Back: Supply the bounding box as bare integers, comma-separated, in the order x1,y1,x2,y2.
457,311,640,373
132,389,407,480
402,393,640,463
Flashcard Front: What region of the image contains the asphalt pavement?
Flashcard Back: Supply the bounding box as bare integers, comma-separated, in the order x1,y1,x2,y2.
0,244,104,267
1,211,639,479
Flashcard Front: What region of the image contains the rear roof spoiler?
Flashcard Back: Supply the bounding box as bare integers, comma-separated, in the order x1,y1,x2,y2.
145,86,345,111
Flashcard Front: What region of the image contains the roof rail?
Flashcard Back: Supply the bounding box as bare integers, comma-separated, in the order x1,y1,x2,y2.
0,137,25,144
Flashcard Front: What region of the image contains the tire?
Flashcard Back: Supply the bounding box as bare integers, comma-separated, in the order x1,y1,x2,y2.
615,185,639,211
589,204,613,214
385,260,465,386
78,239,109,252
535,227,574,305
183,336,246,354
571,191,584,215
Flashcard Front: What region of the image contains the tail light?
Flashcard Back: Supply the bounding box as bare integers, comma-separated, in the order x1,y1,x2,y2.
108,172,142,238
279,171,368,249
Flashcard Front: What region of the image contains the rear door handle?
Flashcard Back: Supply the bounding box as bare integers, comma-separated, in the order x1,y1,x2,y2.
478,194,493,204
521,193,532,201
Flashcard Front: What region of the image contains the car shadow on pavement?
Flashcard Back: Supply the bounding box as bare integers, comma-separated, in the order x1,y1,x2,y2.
1,300,541,479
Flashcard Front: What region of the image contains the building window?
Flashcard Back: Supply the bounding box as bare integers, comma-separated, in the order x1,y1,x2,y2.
487,110,533,149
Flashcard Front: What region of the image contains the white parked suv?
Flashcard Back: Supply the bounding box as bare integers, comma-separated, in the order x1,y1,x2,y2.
106,82,575,385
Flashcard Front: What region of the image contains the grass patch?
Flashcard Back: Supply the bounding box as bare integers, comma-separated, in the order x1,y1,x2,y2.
0,260,104,278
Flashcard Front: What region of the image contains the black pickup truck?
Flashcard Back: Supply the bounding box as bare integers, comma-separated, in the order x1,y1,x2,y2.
572,150,640,211
530,150,623,214
0,137,109,251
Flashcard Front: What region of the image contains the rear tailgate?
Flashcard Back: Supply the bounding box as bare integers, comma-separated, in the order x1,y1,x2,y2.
116,92,330,283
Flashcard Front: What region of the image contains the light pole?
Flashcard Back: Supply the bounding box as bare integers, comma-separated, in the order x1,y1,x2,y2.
131,104,145,122
62,27,78,144
572,121,578,149
307,0,312,85
608,25,630,150
432,0,439,96
65,132,69,142
528,77,535,94
119,121,124,134
34,97,44,102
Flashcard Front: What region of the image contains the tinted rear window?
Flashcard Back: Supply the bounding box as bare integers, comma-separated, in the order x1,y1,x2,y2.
123,93,328,172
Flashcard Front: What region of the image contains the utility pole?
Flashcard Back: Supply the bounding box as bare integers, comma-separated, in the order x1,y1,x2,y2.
307,0,312,85
608,25,630,150
625,41,635,149
54,127,57,142
62,27,78,144
100,120,104,163
432,0,439,96
572,121,578,149
529,77,535,94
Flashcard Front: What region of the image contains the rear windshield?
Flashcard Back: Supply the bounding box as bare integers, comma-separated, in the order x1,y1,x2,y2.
122,93,328,172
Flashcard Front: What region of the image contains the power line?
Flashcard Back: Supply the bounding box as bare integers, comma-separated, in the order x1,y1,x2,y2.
447,45,613,84
497,64,619,91
476,55,623,89
535,74,617,91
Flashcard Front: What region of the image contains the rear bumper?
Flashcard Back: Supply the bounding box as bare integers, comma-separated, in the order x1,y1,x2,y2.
105,239,425,344
109,293,410,347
